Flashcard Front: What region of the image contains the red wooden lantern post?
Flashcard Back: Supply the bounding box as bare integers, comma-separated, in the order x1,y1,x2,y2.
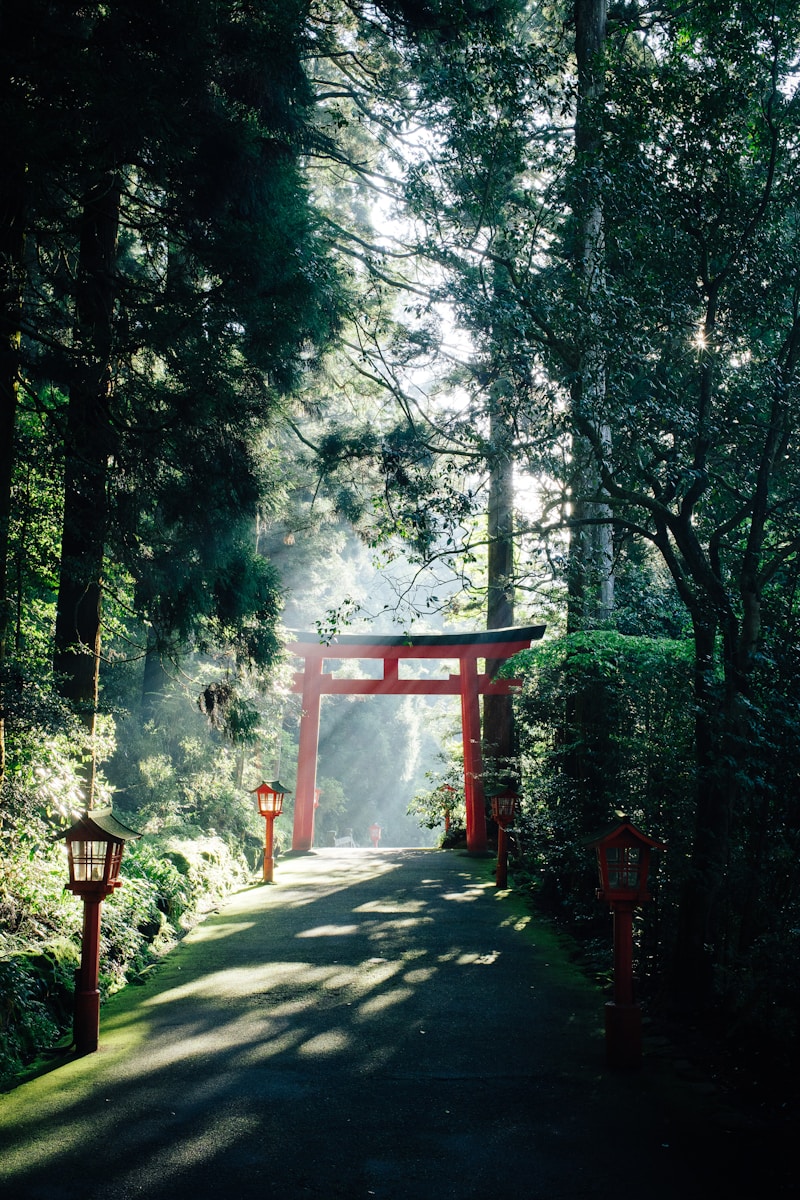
440,782,455,834
489,787,518,889
253,780,289,883
312,788,321,848
368,822,381,848
589,817,665,1068
62,809,140,1054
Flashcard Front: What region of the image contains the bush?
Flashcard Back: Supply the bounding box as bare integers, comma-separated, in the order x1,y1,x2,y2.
509,631,697,986
0,955,65,1083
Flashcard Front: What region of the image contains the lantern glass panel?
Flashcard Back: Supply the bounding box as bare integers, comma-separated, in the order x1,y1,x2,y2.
71,839,111,883
606,846,641,891
258,791,283,816
491,795,517,825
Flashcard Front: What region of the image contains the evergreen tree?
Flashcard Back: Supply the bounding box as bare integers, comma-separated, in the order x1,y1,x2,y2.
1,1,340,800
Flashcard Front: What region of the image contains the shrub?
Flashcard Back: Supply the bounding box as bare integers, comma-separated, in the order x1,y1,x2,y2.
509,631,697,984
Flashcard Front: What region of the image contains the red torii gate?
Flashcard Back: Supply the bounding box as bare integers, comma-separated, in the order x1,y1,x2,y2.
286,625,545,855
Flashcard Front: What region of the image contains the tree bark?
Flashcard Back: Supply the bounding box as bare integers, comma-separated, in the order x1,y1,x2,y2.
53,171,121,806
558,0,616,838
568,0,613,631
483,409,516,787
669,611,728,1005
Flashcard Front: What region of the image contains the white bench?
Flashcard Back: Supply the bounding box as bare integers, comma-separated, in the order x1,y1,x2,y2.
334,833,357,848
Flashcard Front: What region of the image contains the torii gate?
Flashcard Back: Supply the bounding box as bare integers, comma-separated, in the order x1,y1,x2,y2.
286,625,545,855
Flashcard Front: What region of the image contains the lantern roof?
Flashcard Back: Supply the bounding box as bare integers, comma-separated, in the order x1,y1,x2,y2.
252,779,291,795
59,807,141,843
484,782,519,799
586,816,665,851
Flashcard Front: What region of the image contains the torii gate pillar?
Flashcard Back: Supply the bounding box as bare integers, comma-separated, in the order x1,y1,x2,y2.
293,656,324,852
459,655,486,852
286,626,545,855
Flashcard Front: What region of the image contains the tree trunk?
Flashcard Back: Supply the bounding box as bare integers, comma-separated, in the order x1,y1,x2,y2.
483,410,516,788
670,612,732,1007
568,0,613,632
53,171,121,807
558,1,616,838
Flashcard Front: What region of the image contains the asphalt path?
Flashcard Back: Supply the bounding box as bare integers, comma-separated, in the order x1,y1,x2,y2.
0,849,782,1199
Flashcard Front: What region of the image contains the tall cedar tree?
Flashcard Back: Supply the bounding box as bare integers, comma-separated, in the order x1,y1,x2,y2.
0,1,91,781
1,1,337,794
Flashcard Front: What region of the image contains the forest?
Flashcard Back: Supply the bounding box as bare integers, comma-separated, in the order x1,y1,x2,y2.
2,0,800,1093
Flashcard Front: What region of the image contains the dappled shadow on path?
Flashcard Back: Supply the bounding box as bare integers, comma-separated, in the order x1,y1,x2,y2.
0,849,776,1200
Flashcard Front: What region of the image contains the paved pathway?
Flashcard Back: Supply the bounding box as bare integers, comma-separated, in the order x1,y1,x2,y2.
0,849,781,1198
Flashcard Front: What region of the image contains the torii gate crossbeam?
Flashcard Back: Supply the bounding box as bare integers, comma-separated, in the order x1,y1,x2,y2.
286,625,545,854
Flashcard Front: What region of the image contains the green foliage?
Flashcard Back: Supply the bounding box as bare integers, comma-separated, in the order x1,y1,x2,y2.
730,927,800,1055
0,819,82,1084
197,680,262,749
507,625,800,1060
0,831,82,947
119,840,190,925
109,699,262,850
511,631,696,931
407,777,465,840
1,0,343,770
6,400,64,666
0,952,73,1085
